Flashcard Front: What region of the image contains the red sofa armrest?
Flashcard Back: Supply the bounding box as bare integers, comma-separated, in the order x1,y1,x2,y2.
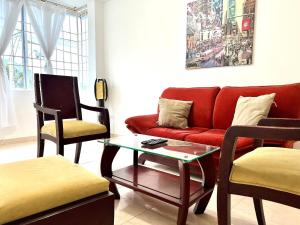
125,114,158,134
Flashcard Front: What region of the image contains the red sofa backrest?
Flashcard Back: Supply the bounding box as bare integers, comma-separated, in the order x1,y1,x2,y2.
213,83,300,130
160,87,220,128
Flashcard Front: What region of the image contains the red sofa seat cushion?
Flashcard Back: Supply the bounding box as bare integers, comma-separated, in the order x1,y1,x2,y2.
160,87,220,128
184,129,254,152
145,127,209,140
213,83,300,130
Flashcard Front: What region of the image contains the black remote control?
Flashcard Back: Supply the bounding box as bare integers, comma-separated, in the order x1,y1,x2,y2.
141,138,168,146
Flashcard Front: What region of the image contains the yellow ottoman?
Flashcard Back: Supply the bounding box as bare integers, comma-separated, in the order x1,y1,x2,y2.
0,155,110,224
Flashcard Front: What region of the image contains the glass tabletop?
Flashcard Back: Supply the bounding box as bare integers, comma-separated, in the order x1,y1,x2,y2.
99,134,220,163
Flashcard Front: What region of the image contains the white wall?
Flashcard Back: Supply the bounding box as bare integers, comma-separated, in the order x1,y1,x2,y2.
102,0,300,134
88,0,105,79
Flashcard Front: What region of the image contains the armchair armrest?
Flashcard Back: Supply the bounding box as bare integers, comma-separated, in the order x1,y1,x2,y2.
80,103,108,114
258,118,300,127
33,103,61,116
33,103,63,138
219,125,300,184
125,114,158,134
80,103,110,134
258,118,300,148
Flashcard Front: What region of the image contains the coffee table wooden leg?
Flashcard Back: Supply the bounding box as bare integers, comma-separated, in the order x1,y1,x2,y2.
133,151,138,166
193,191,213,214
193,155,216,214
177,160,190,225
100,144,121,199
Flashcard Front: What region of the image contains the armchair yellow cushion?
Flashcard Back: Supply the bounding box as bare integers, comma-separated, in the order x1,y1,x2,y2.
230,147,300,195
41,120,107,139
0,155,109,224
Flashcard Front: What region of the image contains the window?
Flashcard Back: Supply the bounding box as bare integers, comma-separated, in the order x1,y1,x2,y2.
3,7,88,89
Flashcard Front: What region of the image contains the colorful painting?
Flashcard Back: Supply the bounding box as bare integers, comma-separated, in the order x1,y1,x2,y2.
186,0,256,69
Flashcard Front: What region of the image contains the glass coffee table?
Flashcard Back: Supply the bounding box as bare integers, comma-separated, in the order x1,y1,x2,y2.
99,134,220,225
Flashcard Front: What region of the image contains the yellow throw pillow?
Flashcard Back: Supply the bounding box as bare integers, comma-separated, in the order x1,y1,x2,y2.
231,93,276,126
158,98,193,129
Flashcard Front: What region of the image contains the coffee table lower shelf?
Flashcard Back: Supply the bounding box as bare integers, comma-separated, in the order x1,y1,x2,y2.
105,165,213,207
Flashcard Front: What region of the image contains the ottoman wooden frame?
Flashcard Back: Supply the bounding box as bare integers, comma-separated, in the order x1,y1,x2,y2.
6,192,114,225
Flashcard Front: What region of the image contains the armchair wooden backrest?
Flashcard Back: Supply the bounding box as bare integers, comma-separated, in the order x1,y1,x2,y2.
34,73,82,121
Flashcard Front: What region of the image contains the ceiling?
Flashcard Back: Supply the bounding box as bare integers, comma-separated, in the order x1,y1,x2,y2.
48,0,87,9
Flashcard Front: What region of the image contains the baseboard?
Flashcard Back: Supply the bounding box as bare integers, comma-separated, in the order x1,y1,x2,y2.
0,136,36,145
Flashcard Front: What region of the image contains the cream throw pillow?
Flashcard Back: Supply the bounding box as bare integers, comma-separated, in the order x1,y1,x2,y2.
158,98,193,129
231,93,276,126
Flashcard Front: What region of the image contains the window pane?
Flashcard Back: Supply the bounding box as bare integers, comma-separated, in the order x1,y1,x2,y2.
63,32,70,40
32,44,42,59
14,57,23,66
63,16,70,32
70,16,77,33
31,34,39,45
27,58,32,67
64,70,71,76
57,69,64,75
71,53,78,63
72,63,78,71
13,65,25,88
26,23,31,31
26,70,33,88
56,39,64,50
64,39,71,51
64,52,71,62
32,67,41,74
51,61,56,68
57,61,64,69
33,59,41,67
64,62,71,70
71,34,77,41
57,50,63,61
72,71,78,77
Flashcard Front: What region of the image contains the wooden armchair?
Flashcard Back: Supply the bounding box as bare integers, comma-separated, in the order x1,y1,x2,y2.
217,118,300,225
34,73,110,163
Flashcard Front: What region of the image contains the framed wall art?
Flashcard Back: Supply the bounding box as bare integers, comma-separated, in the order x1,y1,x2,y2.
186,0,256,69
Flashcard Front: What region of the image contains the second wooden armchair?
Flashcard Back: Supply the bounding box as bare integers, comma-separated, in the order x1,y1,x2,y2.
217,118,300,225
34,73,110,163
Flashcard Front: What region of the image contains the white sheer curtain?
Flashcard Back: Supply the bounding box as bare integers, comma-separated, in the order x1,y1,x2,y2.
25,0,65,74
0,0,23,133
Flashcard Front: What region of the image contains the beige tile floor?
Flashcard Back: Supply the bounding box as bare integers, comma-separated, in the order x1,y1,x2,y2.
0,140,299,225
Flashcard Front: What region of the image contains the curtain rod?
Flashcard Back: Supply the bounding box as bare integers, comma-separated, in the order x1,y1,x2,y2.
37,0,87,13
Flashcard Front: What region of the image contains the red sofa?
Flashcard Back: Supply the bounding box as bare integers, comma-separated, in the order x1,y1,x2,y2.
125,83,300,171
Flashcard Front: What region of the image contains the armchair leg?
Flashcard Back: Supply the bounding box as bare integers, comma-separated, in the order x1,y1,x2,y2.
74,142,82,164
37,137,45,158
253,198,266,225
217,192,231,225
56,142,64,156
